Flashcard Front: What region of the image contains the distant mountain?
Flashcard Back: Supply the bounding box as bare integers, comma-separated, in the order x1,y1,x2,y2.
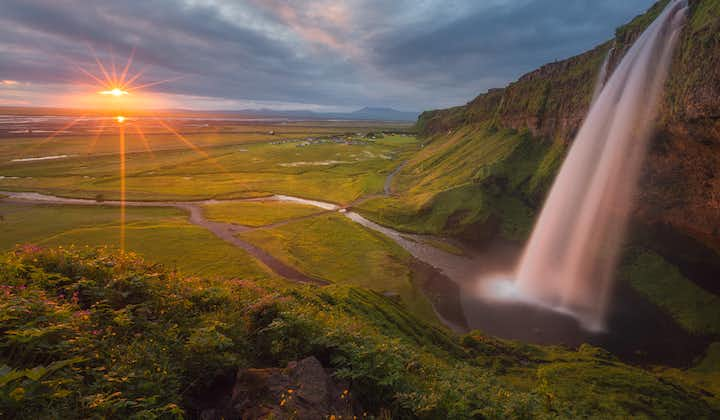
227,107,418,122
0,106,419,122
347,107,419,121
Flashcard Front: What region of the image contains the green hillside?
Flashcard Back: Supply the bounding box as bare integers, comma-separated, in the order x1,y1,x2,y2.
1,246,718,418
381,0,720,255
357,123,564,241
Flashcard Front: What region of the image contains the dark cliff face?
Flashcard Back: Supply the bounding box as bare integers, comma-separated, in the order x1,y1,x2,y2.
649,0,720,255
416,0,720,256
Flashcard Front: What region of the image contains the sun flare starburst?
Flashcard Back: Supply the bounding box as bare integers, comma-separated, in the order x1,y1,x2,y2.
45,48,215,254
66,48,217,253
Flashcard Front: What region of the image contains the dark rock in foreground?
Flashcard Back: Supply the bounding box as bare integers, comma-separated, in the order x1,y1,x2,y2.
202,357,362,419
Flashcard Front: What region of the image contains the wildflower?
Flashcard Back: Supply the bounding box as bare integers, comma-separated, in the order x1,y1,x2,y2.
9,387,25,401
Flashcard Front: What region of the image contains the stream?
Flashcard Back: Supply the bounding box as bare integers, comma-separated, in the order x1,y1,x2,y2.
0,189,708,365
0,188,471,327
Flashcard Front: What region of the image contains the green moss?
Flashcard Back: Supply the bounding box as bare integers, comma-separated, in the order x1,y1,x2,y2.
527,138,566,195
689,0,720,33
693,342,720,374
655,342,720,410
1,246,717,418
622,250,720,335
536,359,712,417
615,1,670,41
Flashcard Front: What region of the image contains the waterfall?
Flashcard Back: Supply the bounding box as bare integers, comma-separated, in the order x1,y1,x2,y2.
591,47,614,104
513,0,688,331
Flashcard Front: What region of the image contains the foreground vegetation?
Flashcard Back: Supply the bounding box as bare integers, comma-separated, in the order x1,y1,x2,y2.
1,246,718,418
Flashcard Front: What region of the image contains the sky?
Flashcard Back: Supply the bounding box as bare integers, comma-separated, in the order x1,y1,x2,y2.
0,0,656,112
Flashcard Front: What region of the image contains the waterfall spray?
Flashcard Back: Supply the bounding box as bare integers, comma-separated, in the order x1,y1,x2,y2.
510,0,688,331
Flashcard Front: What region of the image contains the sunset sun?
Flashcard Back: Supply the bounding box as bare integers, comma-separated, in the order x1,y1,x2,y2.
99,87,129,96
2,0,718,418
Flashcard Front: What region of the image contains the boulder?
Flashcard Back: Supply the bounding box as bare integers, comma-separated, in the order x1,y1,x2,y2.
201,357,362,419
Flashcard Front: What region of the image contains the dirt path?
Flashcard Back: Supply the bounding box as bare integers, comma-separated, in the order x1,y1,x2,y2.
0,191,328,285
178,204,328,285
0,182,472,328
384,160,408,195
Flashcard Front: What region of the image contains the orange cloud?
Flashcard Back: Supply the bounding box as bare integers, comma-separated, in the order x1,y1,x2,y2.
253,1,361,58
308,3,350,27
1,80,20,86
0,98,29,106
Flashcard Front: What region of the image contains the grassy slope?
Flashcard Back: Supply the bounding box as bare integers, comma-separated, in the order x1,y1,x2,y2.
656,342,720,409
203,201,323,227
0,202,273,281
386,0,720,242
622,249,720,335
357,124,563,240
237,213,439,324
0,247,717,418
358,0,720,340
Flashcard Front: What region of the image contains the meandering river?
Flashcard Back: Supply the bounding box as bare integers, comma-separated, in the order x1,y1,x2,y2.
0,185,707,365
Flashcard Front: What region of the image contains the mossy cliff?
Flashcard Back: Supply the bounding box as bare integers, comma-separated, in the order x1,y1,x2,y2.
375,0,719,260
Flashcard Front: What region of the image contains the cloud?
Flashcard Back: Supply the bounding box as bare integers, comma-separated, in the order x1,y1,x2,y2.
0,0,657,111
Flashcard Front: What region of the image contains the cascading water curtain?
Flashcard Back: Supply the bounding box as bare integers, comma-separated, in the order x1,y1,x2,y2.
514,0,689,331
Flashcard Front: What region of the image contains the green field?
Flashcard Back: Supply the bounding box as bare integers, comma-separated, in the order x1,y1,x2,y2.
203,200,324,227
0,130,417,203
0,202,273,281
238,213,439,323
2,121,720,417
0,125,431,318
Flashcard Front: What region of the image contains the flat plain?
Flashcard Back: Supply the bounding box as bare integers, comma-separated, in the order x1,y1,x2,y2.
0,118,441,320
